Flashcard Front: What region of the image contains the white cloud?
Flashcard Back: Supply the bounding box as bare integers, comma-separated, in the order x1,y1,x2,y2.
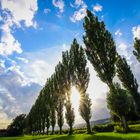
86,62,110,120
16,57,29,64
21,44,70,85
26,60,54,85
52,0,64,13
117,43,132,64
1,0,38,27
0,15,2,21
0,19,22,56
70,3,87,22
93,4,103,12
0,0,38,57
132,25,140,39
74,0,84,7
115,29,122,37
0,60,5,69
0,67,41,128
44,8,51,14
118,43,127,51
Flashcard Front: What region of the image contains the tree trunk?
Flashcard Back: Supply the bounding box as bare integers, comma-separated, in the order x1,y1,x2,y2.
42,118,45,134
86,120,92,134
47,127,49,135
121,115,128,133
69,125,73,135
60,126,62,134
52,126,54,135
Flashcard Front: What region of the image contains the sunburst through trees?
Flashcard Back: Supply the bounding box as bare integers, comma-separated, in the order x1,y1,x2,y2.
25,9,140,135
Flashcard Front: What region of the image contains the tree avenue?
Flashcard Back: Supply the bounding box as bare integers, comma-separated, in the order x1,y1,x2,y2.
22,9,140,136
26,38,92,135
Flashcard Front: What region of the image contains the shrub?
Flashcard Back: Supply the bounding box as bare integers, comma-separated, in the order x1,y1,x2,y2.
129,124,140,132
92,124,114,132
62,129,69,134
114,125,124,133
74,129,87,134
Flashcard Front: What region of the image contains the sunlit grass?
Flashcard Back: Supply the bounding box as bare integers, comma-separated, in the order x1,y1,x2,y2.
1,133,140,140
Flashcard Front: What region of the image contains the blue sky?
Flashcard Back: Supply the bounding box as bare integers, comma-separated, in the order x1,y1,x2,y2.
0,0,140,129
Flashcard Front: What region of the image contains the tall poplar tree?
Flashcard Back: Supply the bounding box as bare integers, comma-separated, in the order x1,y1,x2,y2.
107,83,132,133
55,62,65,134
62,51,75,135
116,55,140,114
70,39,92,134
83,10,117,87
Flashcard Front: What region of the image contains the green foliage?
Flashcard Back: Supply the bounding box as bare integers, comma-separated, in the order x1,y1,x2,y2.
114,125,124,133
107,83,132,118
56,98,64,135
83,10,117,87
93,124,114,132
74,129,87,134
133,38,140,62
79,94,92,123
116,55,140,114
107,83,132,133
70,39,92,134
65,99,75,135
129,124,140,132
6,114,26,136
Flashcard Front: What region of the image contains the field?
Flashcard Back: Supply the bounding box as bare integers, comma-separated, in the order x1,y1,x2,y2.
1,133,140,140
1,124,140,140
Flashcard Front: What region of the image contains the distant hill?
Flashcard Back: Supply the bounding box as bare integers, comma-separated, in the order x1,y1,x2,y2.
73,118,111,129
52,118,110,131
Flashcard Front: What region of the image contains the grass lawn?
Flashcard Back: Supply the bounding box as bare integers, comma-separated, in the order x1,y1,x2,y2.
1,133,140,140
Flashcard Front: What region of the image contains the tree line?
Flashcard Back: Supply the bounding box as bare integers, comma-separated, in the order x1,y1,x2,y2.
24,10,140,135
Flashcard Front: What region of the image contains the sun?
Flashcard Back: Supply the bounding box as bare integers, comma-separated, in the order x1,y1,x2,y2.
70,86,80,112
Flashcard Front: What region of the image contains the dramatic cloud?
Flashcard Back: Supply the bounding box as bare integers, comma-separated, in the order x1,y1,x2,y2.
1,0,38,27
0,18,22,56
0,66,41,128
93,4,103,12
52,0,65,13
20,44,69,85
132,25,140,39
0,0,38,57
115,29,122,37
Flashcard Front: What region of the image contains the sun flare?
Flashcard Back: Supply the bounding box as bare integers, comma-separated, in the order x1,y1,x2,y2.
70,86,80,112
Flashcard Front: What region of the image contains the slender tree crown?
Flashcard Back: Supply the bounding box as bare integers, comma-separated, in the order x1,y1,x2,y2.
70,39,92,134
83,10,117,87
116,55,138,96
107,83,132,118
133,38,140,62
70,39,89,93
107,83,132,133
116,55,140,114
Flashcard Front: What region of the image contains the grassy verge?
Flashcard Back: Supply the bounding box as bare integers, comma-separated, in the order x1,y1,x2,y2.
1,124,140,140
1,133,140,140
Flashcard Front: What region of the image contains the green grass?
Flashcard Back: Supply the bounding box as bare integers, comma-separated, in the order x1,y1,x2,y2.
1,133,140,140
1,124,140,140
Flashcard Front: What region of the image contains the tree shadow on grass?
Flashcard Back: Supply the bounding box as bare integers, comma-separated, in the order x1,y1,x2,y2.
25,135,50,140
84,135,124,140
49,134,124,140
49,135,75,140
